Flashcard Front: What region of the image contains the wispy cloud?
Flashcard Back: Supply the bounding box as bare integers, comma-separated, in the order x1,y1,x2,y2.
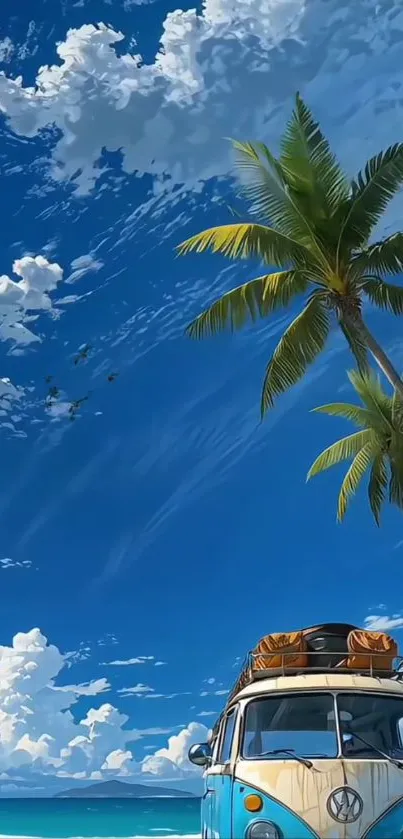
118,683,155,696
364,614,403,631
102,656,156,666
0,558,32,570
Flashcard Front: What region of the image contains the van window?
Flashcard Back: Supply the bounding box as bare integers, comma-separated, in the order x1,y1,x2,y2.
338,693,403,758
242,693,337,759
218,708,237,763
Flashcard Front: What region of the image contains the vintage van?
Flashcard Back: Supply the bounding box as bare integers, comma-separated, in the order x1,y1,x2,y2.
189,623,403,838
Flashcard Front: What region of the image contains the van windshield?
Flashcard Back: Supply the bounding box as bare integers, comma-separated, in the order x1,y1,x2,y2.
338,693,403,759
242,693,337,759
242,692,403,761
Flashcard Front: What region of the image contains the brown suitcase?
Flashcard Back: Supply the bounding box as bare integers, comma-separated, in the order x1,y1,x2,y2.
252,631,308,671
347,629,398,672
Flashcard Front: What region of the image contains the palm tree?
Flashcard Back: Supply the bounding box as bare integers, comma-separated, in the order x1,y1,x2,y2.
177,94,403,415
307,370,403,524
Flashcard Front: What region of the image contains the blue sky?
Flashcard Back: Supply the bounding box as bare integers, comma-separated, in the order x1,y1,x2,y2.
0,0,402,798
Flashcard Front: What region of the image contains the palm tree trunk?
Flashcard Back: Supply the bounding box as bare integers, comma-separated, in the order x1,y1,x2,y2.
355,312,403,398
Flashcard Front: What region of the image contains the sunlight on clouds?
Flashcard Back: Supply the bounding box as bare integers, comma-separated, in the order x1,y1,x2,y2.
0,0,402,235
0,629,145,779
141,722,209,778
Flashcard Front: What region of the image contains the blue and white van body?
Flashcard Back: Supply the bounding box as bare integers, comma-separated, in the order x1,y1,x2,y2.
189,668,403,838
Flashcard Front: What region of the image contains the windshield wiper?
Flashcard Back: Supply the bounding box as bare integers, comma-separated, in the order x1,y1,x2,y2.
344,729,403,771
253,748,313,769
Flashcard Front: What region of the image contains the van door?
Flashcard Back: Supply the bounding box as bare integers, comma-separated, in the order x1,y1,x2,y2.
205,706,238,838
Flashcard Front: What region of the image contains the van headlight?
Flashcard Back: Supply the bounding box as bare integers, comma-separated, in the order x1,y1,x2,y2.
246,821,281,839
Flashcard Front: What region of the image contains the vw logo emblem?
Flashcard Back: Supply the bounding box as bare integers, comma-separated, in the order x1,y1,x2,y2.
327,787,363,824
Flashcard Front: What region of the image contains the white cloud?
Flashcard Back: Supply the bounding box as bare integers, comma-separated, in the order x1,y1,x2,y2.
197,711,217,717
53,678,110,696
141,722,209,779
143,691,191,700
0,627,209,789
0,628,161,781
364,614,403,631
65,253,104,285
0,558,32,570
0,256,63,346
0,38,14,63
118,683,155,696
0,0,402,238
102,656,155,666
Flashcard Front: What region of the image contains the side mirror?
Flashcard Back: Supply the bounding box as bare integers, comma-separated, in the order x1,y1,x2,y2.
188,742,212,767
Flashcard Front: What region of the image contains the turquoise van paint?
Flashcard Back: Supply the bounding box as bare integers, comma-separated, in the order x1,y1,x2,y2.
232,780,319,839
363,797,403,839
203,773,233,838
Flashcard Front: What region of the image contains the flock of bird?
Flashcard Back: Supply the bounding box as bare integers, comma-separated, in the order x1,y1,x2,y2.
45,344,119,421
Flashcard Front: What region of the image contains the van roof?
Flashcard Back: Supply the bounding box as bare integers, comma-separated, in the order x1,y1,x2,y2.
232,671,403,701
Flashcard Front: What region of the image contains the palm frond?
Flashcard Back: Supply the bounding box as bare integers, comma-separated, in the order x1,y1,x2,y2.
352,232,403,276
392,390,403,433
261,292,330,414
307,429,373,479
280,93,349,212
339,318,369,375
231,140,330,265
389,453,403,510
177,223,306,266
347,369,393,431
311,402,371,428
231,140,292,229
186,271,307,338
337,441,378,521
368,453,388,525
338,144,403,254
362,275,403,315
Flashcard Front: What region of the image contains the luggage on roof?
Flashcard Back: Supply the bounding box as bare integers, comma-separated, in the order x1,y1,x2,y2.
252,631,308,671
347,629,398,672
226,623,400,706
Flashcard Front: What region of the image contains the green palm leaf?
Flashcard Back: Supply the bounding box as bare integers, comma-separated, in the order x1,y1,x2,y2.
347,369,393,431
231,140,330,265
230,140,295,231
261,293,330,415
177,223,306,266
353,232,403,275
311,402,371,427
338,144,403,254
392,390,403,433
279,93,349,212
307,429,372,479
337,441,378,521
368,453,388,525
339,318,369,374
389,451,403,509
186,271,307,338
362,276,403,315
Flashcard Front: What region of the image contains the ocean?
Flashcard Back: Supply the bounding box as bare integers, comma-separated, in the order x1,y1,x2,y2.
0,798,201,839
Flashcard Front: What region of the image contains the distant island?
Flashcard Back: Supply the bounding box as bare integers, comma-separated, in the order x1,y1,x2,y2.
55,780,197,799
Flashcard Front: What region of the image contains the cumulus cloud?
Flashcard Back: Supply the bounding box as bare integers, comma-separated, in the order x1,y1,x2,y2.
0,0,402,236
0,627,210,789
0,629,146,780
0,256,63,346
364,614,403,631
141,722,209,779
